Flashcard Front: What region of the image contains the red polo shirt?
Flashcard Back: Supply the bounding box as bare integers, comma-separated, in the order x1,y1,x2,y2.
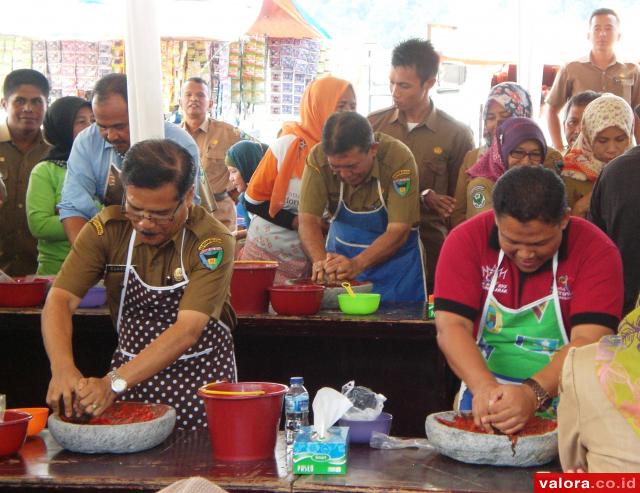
434,211,623,337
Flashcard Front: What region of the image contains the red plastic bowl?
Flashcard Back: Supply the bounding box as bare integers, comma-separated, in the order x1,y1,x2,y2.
0,410,32,456
0,278,48,307
268,284,325,316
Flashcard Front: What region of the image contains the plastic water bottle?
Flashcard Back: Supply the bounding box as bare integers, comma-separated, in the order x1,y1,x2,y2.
284,376,309,446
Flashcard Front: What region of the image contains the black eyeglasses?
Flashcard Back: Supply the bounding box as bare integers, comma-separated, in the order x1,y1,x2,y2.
509,149,543,164
122,198,184,225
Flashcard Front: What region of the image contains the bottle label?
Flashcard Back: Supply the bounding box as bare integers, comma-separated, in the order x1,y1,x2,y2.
285,394,309,413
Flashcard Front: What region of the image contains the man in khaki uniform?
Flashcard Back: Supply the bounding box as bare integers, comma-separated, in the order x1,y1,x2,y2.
180,77,248,232
545,8,640,149
368,38,473,289
299,112,426,303
43,139,236,430
0,69,51,276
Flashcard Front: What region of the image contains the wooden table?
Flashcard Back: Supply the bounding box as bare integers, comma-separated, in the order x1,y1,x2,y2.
0,304,458,436
0,431,559,493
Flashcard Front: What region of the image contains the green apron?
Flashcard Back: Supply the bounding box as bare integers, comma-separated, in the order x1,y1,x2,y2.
458,250,569,412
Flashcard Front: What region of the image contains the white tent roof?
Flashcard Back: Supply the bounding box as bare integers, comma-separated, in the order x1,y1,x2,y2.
0,0,262,40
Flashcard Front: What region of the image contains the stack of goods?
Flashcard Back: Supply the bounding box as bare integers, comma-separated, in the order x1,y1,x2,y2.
267,38,321,116
240,35,266,106
0,36,32,89
160,39,182,113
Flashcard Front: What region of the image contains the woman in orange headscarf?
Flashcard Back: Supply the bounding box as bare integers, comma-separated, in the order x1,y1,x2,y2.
241,76,356,283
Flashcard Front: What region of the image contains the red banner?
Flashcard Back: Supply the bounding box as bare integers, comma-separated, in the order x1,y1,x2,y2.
534,473,638,492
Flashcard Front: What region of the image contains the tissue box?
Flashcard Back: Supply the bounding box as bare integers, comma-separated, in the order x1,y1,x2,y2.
293,426,348,475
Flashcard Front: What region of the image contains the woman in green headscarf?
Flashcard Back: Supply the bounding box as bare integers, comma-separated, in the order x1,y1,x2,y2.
558,300,640,471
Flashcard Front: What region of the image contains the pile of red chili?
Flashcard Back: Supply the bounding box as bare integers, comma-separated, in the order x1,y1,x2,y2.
436,414,557,437
61,402,161,425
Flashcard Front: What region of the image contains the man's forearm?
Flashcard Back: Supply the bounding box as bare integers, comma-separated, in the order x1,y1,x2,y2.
42,289,78,373
435,312,496,393
533,324,614,397
545,104,564,150
62,217,88,245
298,213,327,262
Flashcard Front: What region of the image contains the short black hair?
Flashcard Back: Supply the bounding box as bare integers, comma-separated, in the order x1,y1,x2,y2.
121,139,195,200
322,112,374,156
589,8,619,24
183,76,210,96
493,166,567,225
564,90,601,121
93,73,127,104
391,38,439,84
3,69,50,99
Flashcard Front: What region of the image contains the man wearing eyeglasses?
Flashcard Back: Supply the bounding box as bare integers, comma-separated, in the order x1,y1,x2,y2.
434,166,622,435
42,139,236,430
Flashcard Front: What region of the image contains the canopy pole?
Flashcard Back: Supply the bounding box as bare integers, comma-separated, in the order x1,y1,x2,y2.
516,0,543,119
124,0,165,144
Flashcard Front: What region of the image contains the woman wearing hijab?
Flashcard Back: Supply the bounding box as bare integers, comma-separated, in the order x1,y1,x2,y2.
451,83,562,226
240,76,356,284
26,96,94,275
225,140,269,230
562,93,634,218
451,117,548,220
559,299,640,472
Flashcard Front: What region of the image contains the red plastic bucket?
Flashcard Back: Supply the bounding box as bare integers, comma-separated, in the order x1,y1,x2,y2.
198,382,288,461
230,261,278,314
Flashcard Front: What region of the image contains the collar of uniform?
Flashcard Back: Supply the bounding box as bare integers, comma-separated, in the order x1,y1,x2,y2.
488,219,571,265
182,117,209,135
0,119,46,145
0,119,10,142
391,99,437,131
582,53,620,70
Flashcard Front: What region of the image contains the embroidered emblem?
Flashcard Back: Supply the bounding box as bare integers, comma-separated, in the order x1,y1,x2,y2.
199,246,223,270
198,237,222,250
433,146,443,155
470,185,486,209
392,169,411,197
89,217,104,236
173,267,184,282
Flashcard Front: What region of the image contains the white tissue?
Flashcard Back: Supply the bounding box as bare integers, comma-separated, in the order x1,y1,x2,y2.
312,387,353,439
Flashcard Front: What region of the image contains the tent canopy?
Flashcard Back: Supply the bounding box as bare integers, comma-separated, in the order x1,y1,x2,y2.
246,0,329,39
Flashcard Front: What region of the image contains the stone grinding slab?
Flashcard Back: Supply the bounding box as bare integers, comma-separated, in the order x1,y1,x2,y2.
425,411,558,467
48,402,176,454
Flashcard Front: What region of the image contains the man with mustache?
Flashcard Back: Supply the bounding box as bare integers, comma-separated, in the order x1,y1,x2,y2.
0,69,51,275
59,73,202,244
43,139,236,429
180,77,250,232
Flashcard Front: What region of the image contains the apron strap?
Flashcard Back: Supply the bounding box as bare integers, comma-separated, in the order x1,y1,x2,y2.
376,178,387,211
115,230,137,334
178,228,189,282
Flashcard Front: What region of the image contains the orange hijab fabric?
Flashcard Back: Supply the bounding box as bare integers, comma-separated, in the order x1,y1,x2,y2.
266,76,351,217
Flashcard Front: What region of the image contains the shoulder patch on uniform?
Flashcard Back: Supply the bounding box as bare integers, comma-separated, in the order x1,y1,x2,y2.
89,217,104,236
199,237,223,251
470,185,487,209
392,169,411,197
199,245,224,271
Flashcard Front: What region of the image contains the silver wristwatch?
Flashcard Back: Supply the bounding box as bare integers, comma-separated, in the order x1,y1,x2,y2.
107,370,128,395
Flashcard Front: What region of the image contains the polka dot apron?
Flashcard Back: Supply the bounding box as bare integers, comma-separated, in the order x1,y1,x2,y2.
111,230,237,429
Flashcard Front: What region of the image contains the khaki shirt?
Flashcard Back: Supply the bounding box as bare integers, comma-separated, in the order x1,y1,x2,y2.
0,120,51,276
546,55,640,110
299,132,420,227
451,147,564,226
563,175,594,217
181,118,244,195
54,205,236,326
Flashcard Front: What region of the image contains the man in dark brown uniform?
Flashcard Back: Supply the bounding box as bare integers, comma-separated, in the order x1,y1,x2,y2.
0,69,51,276
368,39,473,289
43,139,236,430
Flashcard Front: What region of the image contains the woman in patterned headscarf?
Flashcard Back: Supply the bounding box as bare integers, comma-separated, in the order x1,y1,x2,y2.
562,93,634,218
451,82,562,225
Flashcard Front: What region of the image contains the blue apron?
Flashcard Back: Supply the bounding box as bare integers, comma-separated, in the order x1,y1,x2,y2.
325,180,426,303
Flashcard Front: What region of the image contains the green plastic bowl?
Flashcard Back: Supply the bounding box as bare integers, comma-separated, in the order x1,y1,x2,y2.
337,293,381,315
